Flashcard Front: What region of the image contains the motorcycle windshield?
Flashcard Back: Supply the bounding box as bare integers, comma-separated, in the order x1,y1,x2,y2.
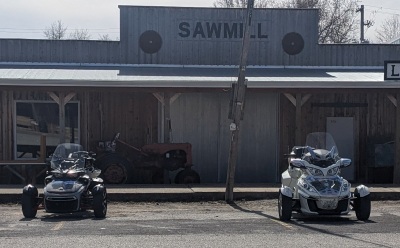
305,132,338,156
303,132,339,168
51,143,85,170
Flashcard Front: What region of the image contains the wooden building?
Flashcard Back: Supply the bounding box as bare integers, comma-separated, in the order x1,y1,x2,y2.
0,6,399,184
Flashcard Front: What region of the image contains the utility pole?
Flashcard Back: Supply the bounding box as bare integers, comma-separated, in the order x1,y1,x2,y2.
225,0,254,203
356,5,373,43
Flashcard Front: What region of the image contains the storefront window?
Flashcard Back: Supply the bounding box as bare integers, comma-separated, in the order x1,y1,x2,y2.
15,101,79,159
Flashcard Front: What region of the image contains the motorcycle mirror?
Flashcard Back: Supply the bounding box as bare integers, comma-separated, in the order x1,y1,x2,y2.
290,158,306,169
329,146,338,158
340,158,352,168
306,146,317,159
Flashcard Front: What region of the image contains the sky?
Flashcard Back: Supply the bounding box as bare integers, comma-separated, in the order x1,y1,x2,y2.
0,0,399,42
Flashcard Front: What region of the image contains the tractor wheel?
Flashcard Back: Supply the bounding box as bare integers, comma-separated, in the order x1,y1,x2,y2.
174,169,200,184
278,190,292,221
22,185,38,218
354,194,371,221
97,155,132,184
92,185,107,218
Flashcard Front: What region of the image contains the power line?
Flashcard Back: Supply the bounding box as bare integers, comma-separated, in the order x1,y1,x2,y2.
0,30,119,34
0,27,119,31
363,5,400,17
364,4,400,13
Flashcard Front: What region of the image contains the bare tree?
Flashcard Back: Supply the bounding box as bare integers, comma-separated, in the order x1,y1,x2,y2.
213,0,359,43
43,20,67,40
69,29,91,40
98,34,112,41
288,0,319,8
213,0,279,8
284,0,358,43
376,15,400,43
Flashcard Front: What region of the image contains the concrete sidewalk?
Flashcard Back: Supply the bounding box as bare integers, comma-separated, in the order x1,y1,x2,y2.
1,184,400,203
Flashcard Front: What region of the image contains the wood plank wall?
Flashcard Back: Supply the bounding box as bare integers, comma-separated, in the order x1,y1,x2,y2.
0,90,159,183
279,92,397,183
81,91,159,151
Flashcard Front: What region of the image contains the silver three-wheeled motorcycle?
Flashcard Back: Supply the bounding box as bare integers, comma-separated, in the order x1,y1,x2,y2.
279,132,371,221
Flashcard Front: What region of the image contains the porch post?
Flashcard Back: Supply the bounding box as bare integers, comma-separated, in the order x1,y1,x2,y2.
295,93,302,145
394,93,400,184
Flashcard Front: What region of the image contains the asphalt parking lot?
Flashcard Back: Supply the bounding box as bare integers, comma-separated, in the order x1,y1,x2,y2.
1,200,400,248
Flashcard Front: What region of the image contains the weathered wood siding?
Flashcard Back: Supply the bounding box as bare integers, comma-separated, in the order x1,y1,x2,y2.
2,89,397,184
170,91,279,183
279,92,397,183
80,91,159,150
0,89,158,183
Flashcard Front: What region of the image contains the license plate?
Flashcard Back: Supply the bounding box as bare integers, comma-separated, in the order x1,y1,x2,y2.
318,199,338,210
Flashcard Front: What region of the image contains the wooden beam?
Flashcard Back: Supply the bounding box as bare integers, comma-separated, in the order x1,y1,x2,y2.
284,93,311,107
48,91,76,143
284,93,296,106
64,92,76,105
395,93,400,184
301,94,312,107
153,93,164,105
163,92,171,144
387,94,397,107
59,92,66,143
170,93,181,104
163,93,172,184
153,92,181,105
295,93,302,145
48,92,59,104
7,91,12,160
1,91,7,160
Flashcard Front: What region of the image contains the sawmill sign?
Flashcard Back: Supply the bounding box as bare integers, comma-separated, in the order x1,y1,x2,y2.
384,61,400,80
178,21,269,39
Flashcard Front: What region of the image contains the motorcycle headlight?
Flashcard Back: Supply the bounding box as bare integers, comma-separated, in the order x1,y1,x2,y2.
341,182,349,192
44,177,53,185
300,180,317,193
78,176,89,185
327,167,339,176
66,171,78,178
53,172,62,178
308,167,323,176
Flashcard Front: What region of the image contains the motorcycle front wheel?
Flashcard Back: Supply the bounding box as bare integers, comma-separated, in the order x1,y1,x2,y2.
278,190,292,221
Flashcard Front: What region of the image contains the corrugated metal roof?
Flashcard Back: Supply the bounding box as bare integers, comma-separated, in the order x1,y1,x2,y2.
0,65,394,89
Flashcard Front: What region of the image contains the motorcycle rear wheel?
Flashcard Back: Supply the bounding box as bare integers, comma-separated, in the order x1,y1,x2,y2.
354,194,371,221
22,185,38,218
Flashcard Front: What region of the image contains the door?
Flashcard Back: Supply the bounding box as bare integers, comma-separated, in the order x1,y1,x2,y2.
327,117,355,181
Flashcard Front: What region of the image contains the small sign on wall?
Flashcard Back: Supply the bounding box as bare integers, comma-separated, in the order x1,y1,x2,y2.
384,61,400,80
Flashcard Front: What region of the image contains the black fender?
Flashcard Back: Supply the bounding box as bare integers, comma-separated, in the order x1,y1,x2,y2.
92,177,104,184
92,184,106,195
23,184,38,196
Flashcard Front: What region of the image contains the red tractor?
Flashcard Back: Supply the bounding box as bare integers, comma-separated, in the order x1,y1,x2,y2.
95,133,200,184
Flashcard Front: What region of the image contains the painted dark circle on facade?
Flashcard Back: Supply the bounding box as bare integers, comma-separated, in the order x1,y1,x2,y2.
282,32,304,55
139,30,163,54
